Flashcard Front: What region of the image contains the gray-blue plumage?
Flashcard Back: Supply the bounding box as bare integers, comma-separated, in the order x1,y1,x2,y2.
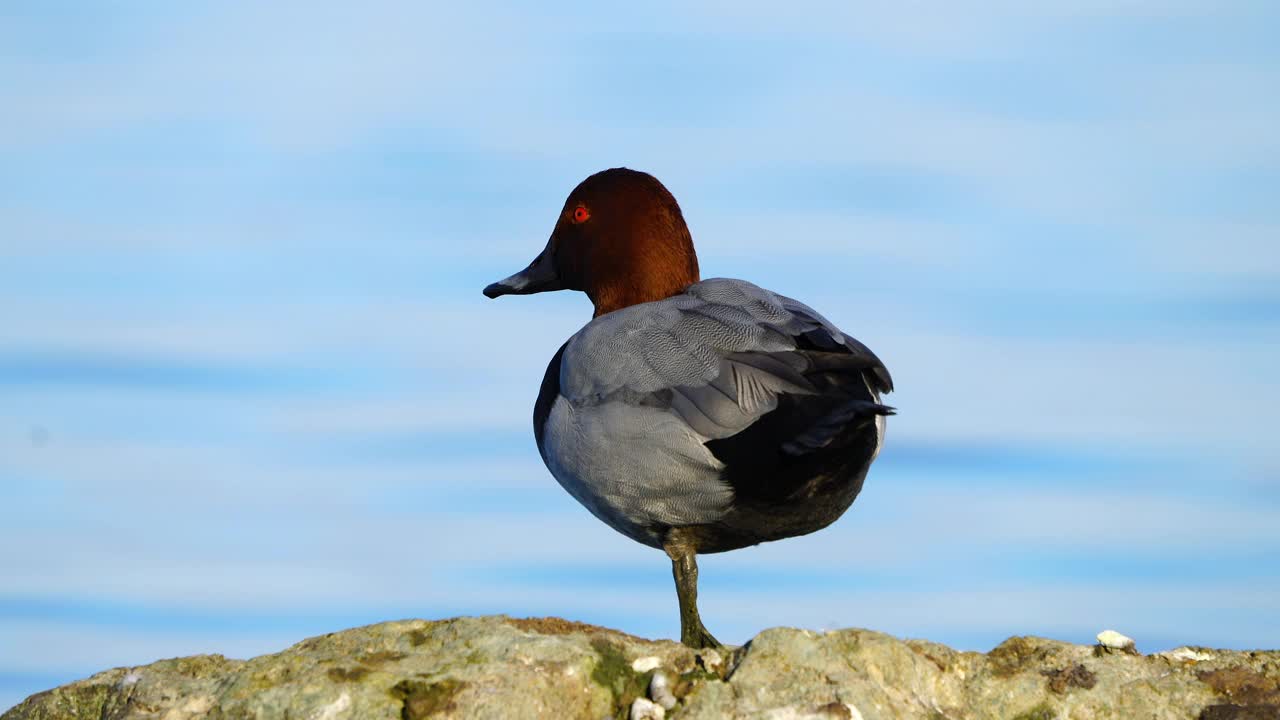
534,278,893,550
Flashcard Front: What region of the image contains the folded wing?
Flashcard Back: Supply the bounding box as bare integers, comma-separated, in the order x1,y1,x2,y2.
560,278,894,475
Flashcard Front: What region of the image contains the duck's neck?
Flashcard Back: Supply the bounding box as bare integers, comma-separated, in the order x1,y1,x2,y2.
591,279,695,317
583,237,701,317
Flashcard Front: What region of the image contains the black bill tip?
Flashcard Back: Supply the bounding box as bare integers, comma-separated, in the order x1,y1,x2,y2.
482,282,511,299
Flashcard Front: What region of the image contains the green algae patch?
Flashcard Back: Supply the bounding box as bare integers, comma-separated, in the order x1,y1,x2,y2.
672,666,721,700
390,678,467,720
359,650,408,665
243,654,310,692
1010,701,1056,720
152,654,234,677
401,620,445,648
327,666,370,683
989,637,1056,678
2,683,111,720
590,637,654,719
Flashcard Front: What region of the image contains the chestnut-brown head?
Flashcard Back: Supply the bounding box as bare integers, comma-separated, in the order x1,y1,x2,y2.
483,168,700,316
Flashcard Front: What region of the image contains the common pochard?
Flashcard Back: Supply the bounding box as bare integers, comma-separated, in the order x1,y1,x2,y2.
484,168,894,647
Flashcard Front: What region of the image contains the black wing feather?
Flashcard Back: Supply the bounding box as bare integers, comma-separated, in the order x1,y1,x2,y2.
705,343,893,504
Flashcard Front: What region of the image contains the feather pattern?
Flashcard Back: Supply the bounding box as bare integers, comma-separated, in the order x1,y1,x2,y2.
537,277,893,549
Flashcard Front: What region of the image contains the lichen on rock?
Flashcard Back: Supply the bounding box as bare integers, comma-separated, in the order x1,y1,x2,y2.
3,616,1277,720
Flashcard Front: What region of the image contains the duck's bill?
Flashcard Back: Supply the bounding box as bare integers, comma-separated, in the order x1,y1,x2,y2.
483,241,563,298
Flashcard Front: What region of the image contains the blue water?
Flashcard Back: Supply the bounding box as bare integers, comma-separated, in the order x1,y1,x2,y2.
3,2,1279,712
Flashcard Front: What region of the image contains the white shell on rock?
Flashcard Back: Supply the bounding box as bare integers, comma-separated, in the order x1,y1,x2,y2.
631,656,662,673
649,671,677,710
630,696,666,720
1159,647,1217,663
1096,630,1135,649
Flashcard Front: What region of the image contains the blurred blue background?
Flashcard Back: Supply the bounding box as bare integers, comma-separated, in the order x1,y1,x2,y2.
2,0,1278,711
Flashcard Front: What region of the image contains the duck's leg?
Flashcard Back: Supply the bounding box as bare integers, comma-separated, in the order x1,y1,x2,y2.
663,529,721,648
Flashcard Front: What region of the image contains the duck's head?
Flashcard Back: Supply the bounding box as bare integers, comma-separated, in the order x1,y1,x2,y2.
483,168,700,316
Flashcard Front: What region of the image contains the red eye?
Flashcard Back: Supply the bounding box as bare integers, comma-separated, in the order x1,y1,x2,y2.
572,206,590,223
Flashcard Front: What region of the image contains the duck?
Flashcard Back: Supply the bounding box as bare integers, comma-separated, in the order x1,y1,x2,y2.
483,168,894,648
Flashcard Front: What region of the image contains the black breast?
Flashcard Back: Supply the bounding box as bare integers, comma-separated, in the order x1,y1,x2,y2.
532,341,569,461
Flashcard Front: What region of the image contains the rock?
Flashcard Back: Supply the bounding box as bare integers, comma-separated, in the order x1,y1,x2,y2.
629,696,665,720
3,615,1277,720
696,648,723,672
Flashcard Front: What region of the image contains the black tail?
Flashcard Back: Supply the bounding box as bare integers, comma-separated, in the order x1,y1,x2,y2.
782,399,895,456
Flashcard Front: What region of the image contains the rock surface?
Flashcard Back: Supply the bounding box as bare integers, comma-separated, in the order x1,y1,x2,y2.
4,616,1278,719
